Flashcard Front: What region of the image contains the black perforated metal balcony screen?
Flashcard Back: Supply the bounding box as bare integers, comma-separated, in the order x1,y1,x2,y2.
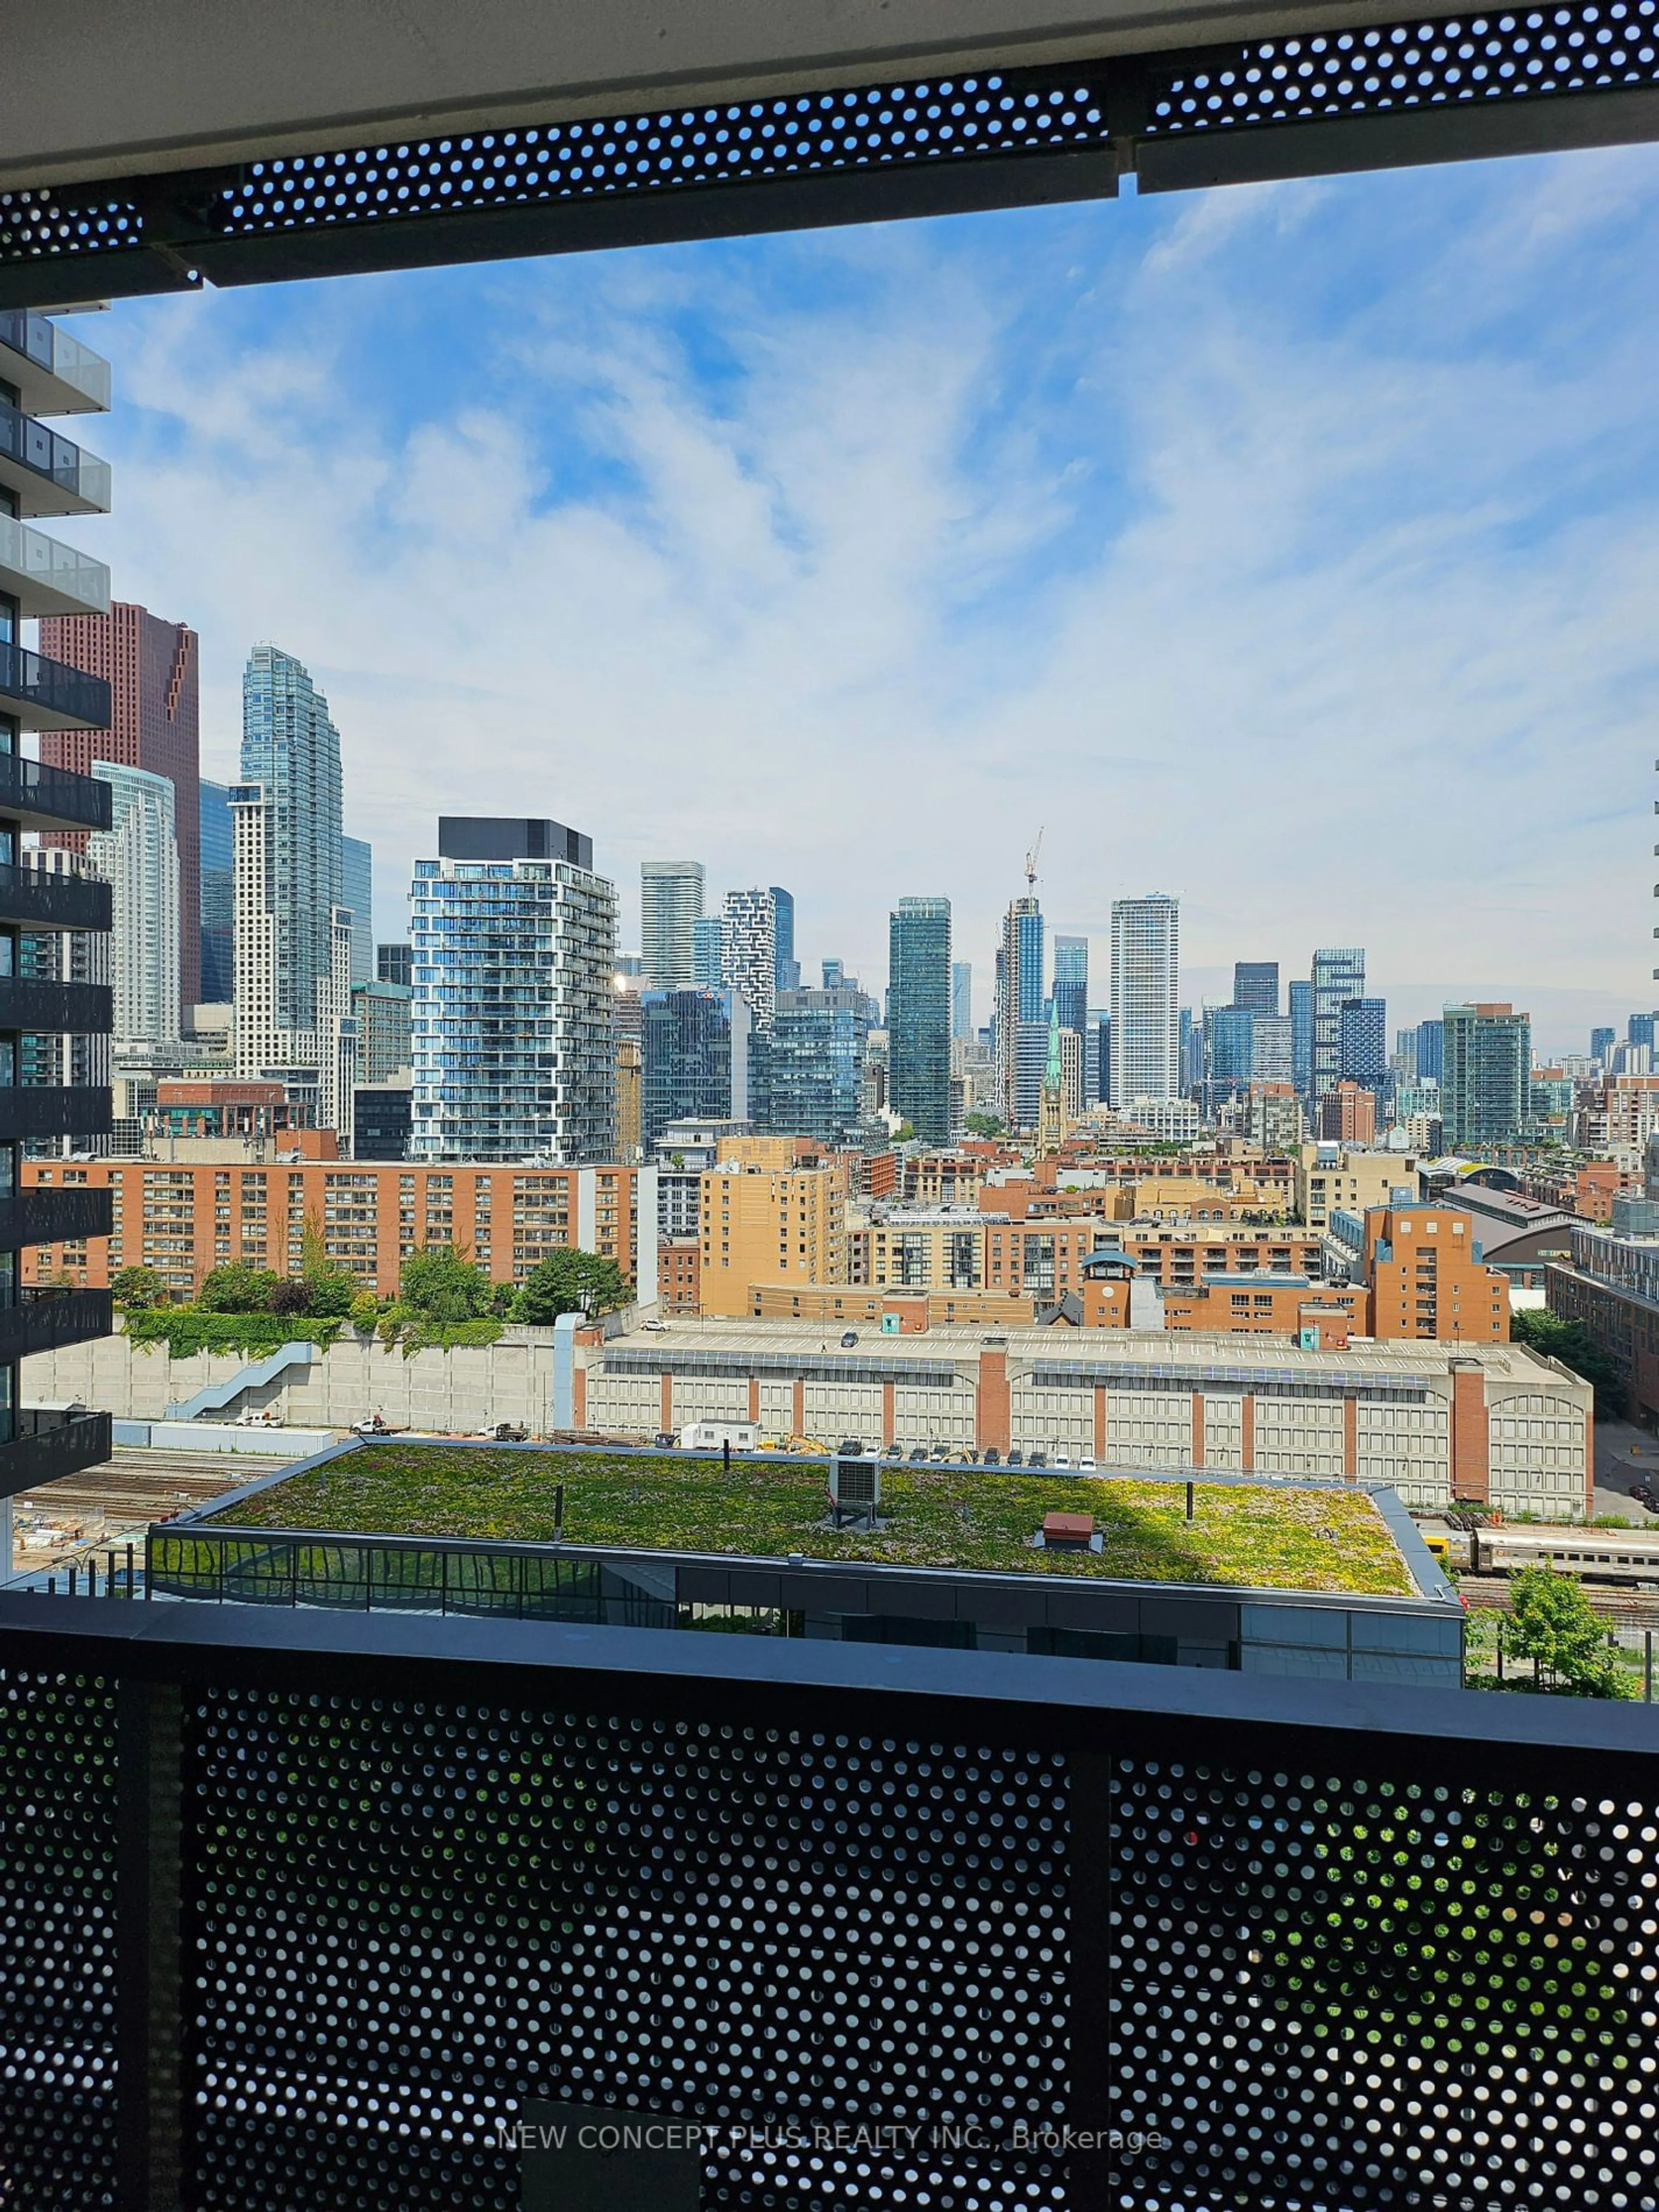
0,1608,1655,2210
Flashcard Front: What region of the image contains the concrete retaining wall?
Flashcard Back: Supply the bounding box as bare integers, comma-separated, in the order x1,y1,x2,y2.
26,1326,566,1437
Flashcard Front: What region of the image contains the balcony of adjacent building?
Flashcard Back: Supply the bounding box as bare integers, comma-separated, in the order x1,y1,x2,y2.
0,511,110,620
0,308,111,418
0,1285,111,1364
0,1404,111,1500
0,858,112,934
0,977,111,1035
0,638,111,734
0,1182,110,1252
0,1085,111,1144
0,395,111,518
0,752,113,836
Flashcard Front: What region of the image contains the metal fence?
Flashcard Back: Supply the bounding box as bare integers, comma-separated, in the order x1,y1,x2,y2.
0,1592,1656,2212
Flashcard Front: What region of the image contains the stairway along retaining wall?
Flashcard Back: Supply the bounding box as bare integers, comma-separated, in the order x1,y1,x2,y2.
24,1323,569,1436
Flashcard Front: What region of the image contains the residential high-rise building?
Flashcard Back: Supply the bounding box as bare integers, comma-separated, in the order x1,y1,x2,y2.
721,889,777,1031
1592,1025,1617,1063
198,777,233,1005
996,895,1043,1126
1311,947,1365,1102
1252,1013,1294,1084
692,915,725,989
1441,1003,1531,1152
232,782,356,1141
1416,1018,1445,1084
0,299,119,1550
342,833,373,987
1290,980,1313,1095
1233,962,1279,1019
410,817,617,1161
952,961,973,1044
376,942,412,988
752,986,872,1144
1052,935,1088,1037
89,761,179,1050
640,860,704,989
352,979,411,1085
1339,997,1388,1090
639,987,750,1153
1109,895,1180,1107
38,599,201,1017
887,896,952,1143
770,885,799,993
1086,1008,1108,1108
239,645,343,1033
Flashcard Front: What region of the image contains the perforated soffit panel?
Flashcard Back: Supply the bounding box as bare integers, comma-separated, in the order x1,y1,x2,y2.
4,0,1659,305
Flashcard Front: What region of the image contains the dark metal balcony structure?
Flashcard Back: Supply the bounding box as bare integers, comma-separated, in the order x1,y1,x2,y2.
0,1287,112,1363
0,1085,111,1143
0,859,113,934
0,1406,111,1499
0,976,112,1033
4,3,1659,308
0,1596,1654,2212
0,638,112,734
0,751,114,834
0,1182,111,1251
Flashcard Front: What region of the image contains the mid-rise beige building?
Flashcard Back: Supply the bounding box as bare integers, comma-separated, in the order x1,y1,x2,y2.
1297,1145,1420,1230
699,1163,847,1318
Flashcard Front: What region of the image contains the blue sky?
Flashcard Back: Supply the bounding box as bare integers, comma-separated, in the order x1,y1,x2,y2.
79,142,1659,1053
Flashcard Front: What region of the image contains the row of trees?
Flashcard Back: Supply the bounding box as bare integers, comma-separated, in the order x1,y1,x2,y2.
111,1236,632,1331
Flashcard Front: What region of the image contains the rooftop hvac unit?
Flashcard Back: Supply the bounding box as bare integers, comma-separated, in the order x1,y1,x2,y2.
828,1453,880,1529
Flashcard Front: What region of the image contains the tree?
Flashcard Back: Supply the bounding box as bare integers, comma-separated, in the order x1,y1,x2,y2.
398,1245,492,1325
511,1248,631,1326
1501,1565,1630,1697
111,1264,164,1309
1510,1307,1624,1411
267,1278,311,1316
197,1262,279,1314
963,1114,1007,1138
297,1211,359,1318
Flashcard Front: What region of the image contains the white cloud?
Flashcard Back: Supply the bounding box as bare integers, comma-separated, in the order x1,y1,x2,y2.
70,144,1659,1054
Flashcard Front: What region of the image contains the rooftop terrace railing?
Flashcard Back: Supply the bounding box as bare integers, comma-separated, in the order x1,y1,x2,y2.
0,1594,1655,2211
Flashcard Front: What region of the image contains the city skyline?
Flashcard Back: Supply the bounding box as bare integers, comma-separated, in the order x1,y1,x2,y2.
68,149,1659,1052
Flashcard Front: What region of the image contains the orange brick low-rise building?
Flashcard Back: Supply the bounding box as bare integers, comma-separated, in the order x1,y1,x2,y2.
23,1157,657,1302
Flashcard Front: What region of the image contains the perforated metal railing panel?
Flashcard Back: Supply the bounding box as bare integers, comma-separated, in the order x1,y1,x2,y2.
1108,1754,1659,2209
0,1667,119,2211
184,1687,1071,2209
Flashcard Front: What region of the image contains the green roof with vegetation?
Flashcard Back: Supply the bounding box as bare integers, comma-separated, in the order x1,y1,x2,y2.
209,1443,1414,1595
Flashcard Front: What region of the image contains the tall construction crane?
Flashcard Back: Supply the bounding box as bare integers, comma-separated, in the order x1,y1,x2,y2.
1024,826,1044,893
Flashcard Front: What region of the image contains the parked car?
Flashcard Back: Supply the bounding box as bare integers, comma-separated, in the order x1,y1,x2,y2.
909,1444,928,1462
983,1449,1001,1467
1028,1450,1048,1468
840,1331,858,1348
838,1438,865,1456
1006,1449,1024,1468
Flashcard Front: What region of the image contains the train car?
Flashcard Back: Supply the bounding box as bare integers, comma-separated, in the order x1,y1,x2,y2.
1417,1529,1473,1572
1471,1525,1659,1586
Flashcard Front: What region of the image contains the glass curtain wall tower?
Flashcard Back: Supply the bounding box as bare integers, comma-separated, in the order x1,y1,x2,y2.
1312,947,1365,1104
198,777,233,1005
888,896,952,1144
240,645,343,1033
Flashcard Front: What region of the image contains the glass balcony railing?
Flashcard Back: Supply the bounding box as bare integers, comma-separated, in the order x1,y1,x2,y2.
0,1086,110,1142
0,512,110,619
0,1185,111,1251
0,396,111,516
0,977,113,1033
0,639,111,734
0,308,112,414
